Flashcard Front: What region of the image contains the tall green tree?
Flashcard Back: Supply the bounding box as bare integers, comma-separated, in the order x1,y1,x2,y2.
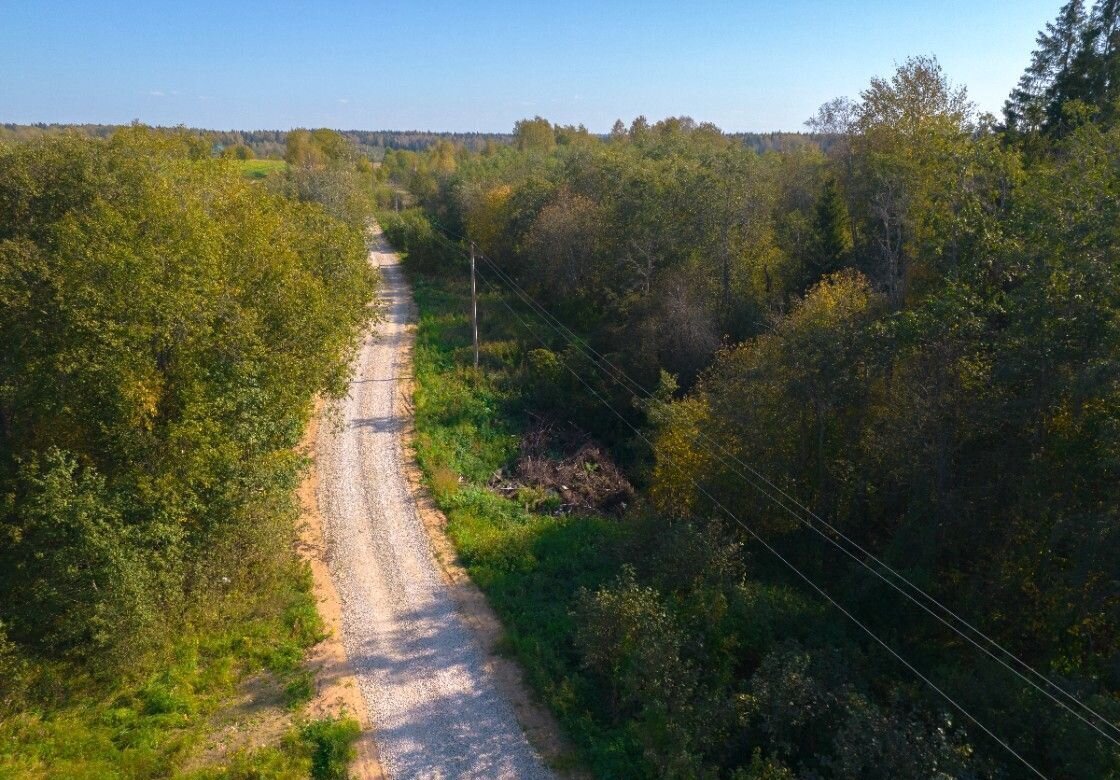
1005,0,1088,134
513,116,556,153
802,177,852,291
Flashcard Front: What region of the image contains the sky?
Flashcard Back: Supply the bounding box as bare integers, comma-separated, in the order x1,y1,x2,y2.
1,0,1060,133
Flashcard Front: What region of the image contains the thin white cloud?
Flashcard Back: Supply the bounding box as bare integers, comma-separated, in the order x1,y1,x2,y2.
338,98,350,104
149,90,165,97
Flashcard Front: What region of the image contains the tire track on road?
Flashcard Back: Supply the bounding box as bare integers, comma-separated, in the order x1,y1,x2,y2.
316,228,553,780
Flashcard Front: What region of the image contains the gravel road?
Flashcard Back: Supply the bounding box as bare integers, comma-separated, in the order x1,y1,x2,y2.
317,230,553,780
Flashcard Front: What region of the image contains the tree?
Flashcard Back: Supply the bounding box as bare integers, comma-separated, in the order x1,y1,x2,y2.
285,128,326,168
1004,0,1088,134
846,56,974,307
513,116,555,152
1038,0,1120,132
1079,0,1120,121
803,177,852,291
463,183,513,256
652,271,879,525
0,129,375,664
524,187,602,297
222,142,255,160
555,123,596,147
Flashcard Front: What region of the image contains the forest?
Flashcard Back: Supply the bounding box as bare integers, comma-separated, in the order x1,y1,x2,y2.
0,125,513,161
0,127,378,776
378,2,1120,777
0,124,831,164
1,1,1118,777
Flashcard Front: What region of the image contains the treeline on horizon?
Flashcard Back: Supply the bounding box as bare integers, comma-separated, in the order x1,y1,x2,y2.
379,1,1120,777
0,124,515,159
0,122,831,161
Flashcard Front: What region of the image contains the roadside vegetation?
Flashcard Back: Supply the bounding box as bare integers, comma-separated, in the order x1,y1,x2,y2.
384,4,1120,777
405,267,625,767
0,127,378,776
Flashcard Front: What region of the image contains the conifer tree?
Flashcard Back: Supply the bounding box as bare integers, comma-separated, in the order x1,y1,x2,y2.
1085,0,1120,117
1004,0,1086,133
1045,0,1120,131
803,177,852,291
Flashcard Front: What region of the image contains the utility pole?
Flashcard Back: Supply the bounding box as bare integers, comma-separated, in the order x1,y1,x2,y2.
470,241,479,369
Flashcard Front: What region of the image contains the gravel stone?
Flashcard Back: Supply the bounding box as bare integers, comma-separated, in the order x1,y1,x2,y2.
317,233,554,779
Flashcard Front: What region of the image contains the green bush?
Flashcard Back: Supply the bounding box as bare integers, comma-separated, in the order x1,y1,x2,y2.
300,717,362,780
0,449,155,658
381,208,464,274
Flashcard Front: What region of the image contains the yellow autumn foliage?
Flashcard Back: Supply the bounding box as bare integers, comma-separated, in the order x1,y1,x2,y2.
649,394,713,518
465,184,513,256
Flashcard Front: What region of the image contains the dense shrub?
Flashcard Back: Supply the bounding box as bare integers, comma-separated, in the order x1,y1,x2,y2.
381,207,464,273
393,51,1120,778
0,128,376,670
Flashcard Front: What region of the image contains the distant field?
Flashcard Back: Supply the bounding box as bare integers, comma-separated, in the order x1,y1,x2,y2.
238,158,287,179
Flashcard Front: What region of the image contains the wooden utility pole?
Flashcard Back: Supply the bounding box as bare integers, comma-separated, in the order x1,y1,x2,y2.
470,241,479,369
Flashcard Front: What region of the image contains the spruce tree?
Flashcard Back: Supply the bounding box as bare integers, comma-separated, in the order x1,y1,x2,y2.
1004,0,1087,134
803,177,852,292
1045,0,1120,131
1085,0,1120,117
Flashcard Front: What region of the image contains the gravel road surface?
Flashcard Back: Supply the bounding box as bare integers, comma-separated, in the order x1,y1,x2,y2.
317,231,553,779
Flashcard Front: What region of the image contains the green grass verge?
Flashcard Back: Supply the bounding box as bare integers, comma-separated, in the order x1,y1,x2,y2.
237,159,288,180
409,265,641,774
0,550,358,779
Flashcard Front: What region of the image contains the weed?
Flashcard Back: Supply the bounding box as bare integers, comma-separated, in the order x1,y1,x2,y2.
283,669,316,710
430,464,461,499
300,717,362,780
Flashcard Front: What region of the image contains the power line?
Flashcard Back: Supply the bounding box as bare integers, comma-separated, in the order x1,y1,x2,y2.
471,264,1051,780
426,225,1120,749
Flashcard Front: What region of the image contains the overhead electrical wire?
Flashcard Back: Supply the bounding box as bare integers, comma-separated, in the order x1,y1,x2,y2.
430,227,1120,748
419,224,1120,750
468,263,1050,780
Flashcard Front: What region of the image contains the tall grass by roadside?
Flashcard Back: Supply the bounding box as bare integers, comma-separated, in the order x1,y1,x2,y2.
0,560,360,778
406,252,634,773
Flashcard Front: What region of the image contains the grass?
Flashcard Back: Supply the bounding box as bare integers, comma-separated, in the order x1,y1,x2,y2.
300,718,362,780
237,159,288,180
408,264,639,773
183,715,359,780
0,535,359,779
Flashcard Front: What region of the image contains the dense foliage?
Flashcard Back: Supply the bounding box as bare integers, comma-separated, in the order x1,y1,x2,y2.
0,124,512,162
0,127,375,774
1005,0,1120,137
1,124,833,169
387,19,1120,779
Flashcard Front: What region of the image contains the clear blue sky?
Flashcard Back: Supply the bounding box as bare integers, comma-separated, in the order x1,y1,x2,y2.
1,0,1059,133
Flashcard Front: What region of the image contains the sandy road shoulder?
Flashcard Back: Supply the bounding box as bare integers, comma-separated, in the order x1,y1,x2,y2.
297,402,386,780
391,266,583,777
314,228,565,779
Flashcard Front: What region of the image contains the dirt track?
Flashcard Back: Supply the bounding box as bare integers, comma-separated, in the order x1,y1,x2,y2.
316,230,553,779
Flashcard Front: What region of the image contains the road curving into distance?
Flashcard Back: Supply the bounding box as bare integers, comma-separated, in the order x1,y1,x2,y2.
316,227,553,779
